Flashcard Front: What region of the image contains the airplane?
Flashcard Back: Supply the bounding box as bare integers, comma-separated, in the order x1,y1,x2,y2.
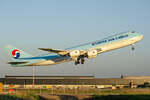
6,31,144,67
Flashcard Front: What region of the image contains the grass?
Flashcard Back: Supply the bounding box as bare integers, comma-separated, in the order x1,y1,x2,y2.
89,95,150,100
1,88,150,100
0,92,45,100
0,94,25,100
4,88,150,95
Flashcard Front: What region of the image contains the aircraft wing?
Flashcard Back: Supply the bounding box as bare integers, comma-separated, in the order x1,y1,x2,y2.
39,48,102,56
39,48,69,55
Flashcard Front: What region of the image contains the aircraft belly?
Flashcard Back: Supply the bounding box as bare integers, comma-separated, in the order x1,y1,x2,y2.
29,60,55,66
52,56,72,64
28,56,71,66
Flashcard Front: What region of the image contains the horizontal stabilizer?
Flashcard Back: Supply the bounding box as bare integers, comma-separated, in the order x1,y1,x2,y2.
8,62,28,64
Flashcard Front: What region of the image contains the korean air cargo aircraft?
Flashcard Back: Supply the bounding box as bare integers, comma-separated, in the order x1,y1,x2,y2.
6,31,144,67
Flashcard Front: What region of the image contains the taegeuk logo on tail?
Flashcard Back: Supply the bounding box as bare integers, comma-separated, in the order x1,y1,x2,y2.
11,49,21,59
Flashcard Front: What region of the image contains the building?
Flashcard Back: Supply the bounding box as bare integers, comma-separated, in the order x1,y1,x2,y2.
0,75,150,89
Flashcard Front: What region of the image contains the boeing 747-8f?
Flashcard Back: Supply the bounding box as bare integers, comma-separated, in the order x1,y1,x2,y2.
6,31,144,67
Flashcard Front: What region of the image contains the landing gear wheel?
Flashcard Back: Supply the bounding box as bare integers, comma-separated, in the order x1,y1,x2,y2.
132,47,135,51
81,58,85,64
131,44,135,51
75,61,80,65
74,58,80,65
75,61,78,65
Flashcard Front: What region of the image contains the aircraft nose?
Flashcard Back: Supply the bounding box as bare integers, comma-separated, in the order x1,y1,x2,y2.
140,35,144,39
138,35,144,41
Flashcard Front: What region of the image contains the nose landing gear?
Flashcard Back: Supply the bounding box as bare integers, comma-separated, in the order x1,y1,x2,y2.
131,44,135,51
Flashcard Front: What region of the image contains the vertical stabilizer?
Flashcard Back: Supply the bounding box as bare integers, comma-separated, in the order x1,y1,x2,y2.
6,45,33,59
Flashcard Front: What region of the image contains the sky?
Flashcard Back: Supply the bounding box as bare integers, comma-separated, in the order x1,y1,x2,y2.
0,0,150,78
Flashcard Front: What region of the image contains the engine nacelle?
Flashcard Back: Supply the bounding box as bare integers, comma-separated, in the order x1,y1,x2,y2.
87,50,98,58
69,50,80,58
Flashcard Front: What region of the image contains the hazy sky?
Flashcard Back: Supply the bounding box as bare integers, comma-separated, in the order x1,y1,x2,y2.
0,0,150,78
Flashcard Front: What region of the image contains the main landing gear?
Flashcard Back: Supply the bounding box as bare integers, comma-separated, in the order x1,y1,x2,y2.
81,58,85,64
74,56,85,65
75,58,80,65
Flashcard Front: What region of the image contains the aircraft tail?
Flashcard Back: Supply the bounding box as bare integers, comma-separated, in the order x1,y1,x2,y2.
6,45,33,59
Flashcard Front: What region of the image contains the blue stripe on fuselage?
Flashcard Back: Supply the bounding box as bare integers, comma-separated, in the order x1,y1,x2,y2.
19,54,60,60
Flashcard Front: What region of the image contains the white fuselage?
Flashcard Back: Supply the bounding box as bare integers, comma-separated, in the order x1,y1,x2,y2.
32,35,144,66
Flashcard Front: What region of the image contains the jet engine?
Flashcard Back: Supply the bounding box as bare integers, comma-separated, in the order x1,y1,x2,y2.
87,50,98,58
69,50,80,58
